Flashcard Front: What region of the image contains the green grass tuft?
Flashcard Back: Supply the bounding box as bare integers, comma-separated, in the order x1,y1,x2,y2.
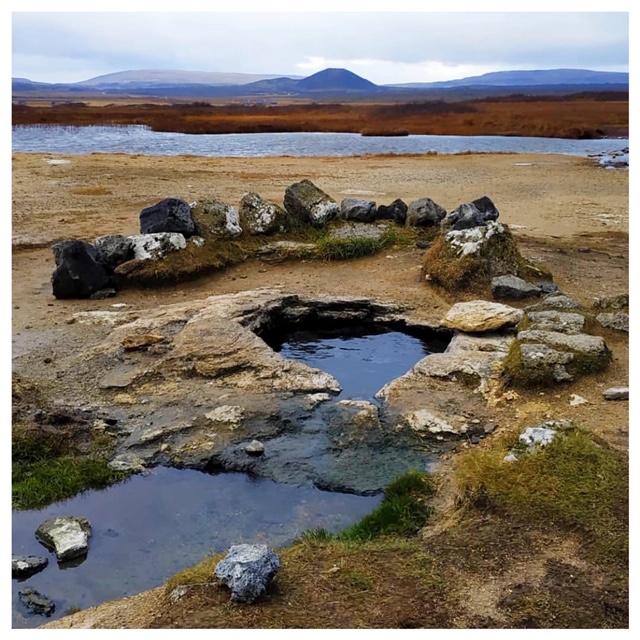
335,470,434,542
316,229,397,261
454,428,628,564
12,457,129,510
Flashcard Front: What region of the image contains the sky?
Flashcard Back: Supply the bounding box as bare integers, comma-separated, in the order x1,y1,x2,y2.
9,4,631,86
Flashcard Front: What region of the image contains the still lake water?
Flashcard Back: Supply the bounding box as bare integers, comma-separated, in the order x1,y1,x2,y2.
11,124,629,158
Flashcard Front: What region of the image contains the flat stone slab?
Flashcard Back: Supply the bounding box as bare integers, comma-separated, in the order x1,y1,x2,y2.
526,310,586,335
441,300,524,332
492,274,542,300
596,312,629,332
517,329,609,358
12,555,49,579
526,294,581,311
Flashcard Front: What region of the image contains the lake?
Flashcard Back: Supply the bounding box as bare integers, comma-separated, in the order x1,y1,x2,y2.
11,125,629,158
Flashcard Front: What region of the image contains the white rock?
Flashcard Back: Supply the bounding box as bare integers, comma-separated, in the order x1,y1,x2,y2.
441,300,524,332
569,394,589,407
128,233,187,260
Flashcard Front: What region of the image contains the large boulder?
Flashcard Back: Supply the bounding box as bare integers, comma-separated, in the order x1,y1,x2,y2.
93,235,134,272
139,198,195,237
406,198,447,227
422,221,545,291
239,192,289,235
441,300,524,333
376,198,408,224
51,239,111,299
215,544,280,603
283,179,339,227
191,200,242,238
340,198,377,222
36,516,92,562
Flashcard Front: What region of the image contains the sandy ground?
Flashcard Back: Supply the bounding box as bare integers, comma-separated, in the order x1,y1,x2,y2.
10,151,629,628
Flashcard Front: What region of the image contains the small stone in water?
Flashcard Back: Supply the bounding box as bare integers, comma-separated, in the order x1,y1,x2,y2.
245,440,265,456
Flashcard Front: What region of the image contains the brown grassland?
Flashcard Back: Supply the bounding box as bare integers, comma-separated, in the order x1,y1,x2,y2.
12,93,628,139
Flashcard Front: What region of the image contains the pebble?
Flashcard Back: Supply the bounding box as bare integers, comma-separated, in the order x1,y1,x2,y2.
603,386,629,401
245,440,265,456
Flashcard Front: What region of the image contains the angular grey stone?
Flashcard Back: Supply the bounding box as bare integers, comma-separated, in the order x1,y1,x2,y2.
519,426,557,447
539,282,560,295
283,179,339,227
215,544,280,603
239,192,289,235
518,329,609,359
18,588,55,616
492,274,542,300
603,386,629,401
36,516,92,562
128,233,187,261
12,555,49,579
340,198,377,222
191,200,242,238
526,311,586,335
442,196,500,231
139,198,195,237
596,312,629,332
592,293,628,311
406,197,447,227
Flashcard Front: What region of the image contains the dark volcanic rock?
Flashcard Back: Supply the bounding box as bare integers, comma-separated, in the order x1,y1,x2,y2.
93,235,134,271
406,198,447,227
376,198,408,224
139,198,195,237
340,198,377,222
283,179,339,227
442,196,500,231
51,240,111,299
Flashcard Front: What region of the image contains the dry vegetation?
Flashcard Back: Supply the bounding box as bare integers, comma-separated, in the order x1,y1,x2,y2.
12,94,628,139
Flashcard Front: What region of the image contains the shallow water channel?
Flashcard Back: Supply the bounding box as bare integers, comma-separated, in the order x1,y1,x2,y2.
12,326,445,628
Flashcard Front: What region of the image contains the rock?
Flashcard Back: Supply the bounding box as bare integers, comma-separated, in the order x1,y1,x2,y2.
283,179,339,227
122,334,166,350
402,409,466,436
569,394,589,406
245,440,265,456
93,235,134,271
526,311,585,335
89,288,117,300
128,233,187,260
518,343,575,383
51,239,111,299
539,282,560,295
405,197,447,227
527,294,581,311
335,399,380,428
519,425,558,448
255,241,317,259
205,405,244,428
328,222,386,240
441,301,524,332
592,293,628,311
491,275,542,300
603,386,629,401
12,555,48,579
108,453,146,473
376,198,407,224
442,196,499,231
517,330,610,361
215,544,280,603
191,200,242,238
239,192,289,235
340,198,377,222
596,312,629,332
18,588,55,616
35,516,92,562
139,198,195,237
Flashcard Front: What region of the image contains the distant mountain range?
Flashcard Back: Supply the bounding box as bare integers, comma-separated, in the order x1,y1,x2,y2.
12,67,629,99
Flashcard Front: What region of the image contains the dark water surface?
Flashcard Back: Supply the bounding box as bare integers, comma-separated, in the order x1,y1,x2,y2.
12,468,380,628
11,125,628,158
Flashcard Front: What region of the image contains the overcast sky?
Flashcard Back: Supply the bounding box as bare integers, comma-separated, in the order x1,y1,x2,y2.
10,7,630,85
